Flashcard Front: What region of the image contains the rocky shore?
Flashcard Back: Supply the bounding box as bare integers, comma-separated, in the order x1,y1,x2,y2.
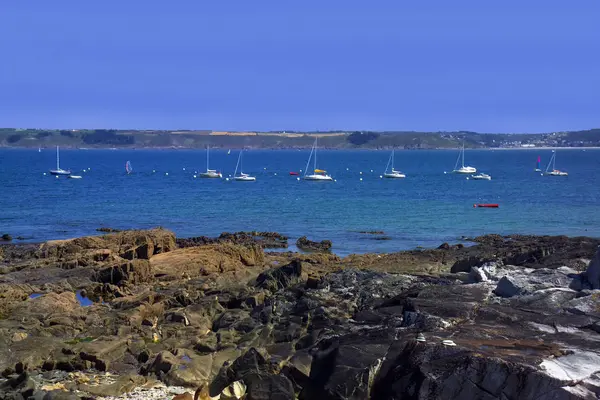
1,229,599,399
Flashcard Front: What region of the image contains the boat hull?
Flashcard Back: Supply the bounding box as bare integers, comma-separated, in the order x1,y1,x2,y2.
68,175,82,179
199,172,222,178
49,169,71,176
383,173,406,179
545,171,568,176
234,176,256,181
304,174,333,181
471,174,491,180
453,167,477,174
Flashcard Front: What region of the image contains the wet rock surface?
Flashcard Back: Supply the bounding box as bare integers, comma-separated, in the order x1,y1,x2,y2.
177,231,288,249
1,231,600,399
295,236,332,252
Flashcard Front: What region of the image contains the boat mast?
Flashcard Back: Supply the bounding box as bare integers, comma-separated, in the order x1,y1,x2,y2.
304,140,315,177
56,146,60,170
392,149,395,170
553,150,556,170
545,152,554,173
314,137,317,172
461,142,465,168
234,150,241,177
385,151,392,174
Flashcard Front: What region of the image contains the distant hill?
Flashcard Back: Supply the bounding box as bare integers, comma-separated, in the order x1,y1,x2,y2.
1,128,599,149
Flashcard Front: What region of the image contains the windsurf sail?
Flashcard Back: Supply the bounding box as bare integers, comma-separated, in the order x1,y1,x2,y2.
536,156,541,170
126,161,132,174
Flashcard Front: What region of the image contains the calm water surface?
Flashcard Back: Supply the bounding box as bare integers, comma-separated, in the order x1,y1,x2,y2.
1,148,599,256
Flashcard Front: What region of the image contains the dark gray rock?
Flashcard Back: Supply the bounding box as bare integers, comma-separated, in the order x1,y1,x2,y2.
494,276,533,298
585,246,600,289
296,237,332,252
209,348,270,397
469,266,489,283
300,328,398,400
372,341,580,400
256,260,304,292
244,372,295,400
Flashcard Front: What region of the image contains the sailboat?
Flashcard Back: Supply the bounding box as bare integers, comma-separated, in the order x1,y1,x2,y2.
49,146,71,175
233,150,256,181
534,156,542,172
544,150,568,176
199,146,222,178
125,161,133,175
383,149,406,178
452,142,476,174
471,173,491,180
303,138,333,181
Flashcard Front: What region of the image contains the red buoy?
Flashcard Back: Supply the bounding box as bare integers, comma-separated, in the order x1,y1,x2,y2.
474,204,499,208
289,171,299,176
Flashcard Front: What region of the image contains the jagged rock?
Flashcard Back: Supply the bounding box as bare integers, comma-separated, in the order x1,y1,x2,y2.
96,259,152,285
256,260,304,292
564,292,600,318
512,288,578,311
150,243,264,281
40,228,175,261
300,328,397,399
76,338,130,372
244,373,294,400
494,275,534,298
371,340,590,400
585,246,600,289
296,236,332,252
177,231,288,249
9,292,80,318
3,232,600,399
0,284,29,319
209,348,270,396
469,266,489,283
78,374,148,396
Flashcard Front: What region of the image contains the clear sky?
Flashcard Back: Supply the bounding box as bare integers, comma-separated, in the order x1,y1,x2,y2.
1,0,598,132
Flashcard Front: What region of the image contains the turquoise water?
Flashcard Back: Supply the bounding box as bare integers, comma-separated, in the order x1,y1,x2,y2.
1,148,599,255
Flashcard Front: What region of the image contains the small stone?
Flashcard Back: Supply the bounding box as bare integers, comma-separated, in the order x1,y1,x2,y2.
11,332,28,342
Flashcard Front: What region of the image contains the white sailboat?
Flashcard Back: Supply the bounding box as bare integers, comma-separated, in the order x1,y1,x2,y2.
383,149,406,178
233,150,256,181
199,146,222,178
544,150,568,176
49,146,71,176
452,143,476,174
471,173,491,180
303,138,333,181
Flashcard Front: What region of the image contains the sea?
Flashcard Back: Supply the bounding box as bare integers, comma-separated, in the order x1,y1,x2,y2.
1,148,599,256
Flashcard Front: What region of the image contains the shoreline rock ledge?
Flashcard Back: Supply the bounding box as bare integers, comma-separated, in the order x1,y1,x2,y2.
0,230,599,399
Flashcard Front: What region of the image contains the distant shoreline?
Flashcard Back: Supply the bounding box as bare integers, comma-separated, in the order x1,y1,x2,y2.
2,145,600,151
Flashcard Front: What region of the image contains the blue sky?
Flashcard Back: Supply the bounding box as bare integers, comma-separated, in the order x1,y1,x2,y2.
0,0,598,132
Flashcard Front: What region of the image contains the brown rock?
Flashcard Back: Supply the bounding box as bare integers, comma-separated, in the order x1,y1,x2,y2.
96,259,153,285
10,292,79,318
150,243,264,281
0,284,29,318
